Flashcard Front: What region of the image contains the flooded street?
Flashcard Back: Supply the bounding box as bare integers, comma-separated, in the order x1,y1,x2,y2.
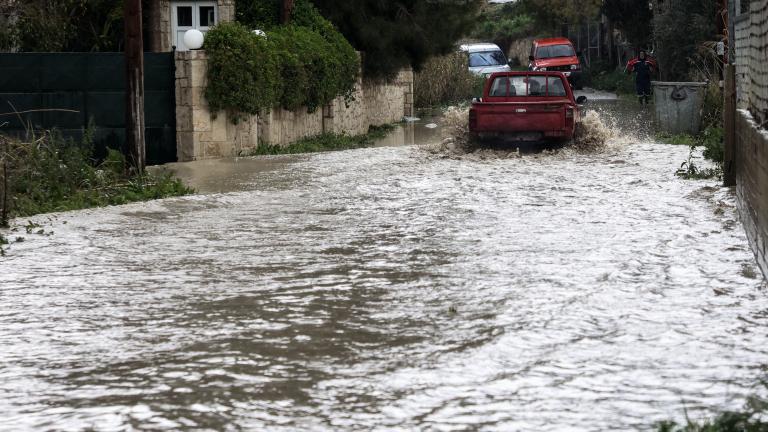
2,102,767,431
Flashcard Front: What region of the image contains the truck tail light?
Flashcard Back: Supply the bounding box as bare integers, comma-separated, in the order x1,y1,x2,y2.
565,107,574,119
469,109,477,131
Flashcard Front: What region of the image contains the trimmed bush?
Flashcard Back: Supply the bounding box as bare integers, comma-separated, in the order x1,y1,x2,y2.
204,22,281,117
205,1,359,117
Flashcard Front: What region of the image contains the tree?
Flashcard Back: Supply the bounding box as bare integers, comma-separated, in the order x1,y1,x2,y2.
309,0,483,78
517,0,602,31
602,0,652,50
472,3,536,55
653,0,718,80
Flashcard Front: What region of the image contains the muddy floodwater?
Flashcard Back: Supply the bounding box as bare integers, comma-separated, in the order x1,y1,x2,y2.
2,102,767,431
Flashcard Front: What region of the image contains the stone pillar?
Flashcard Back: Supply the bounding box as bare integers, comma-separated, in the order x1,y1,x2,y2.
218,0,236,23
175,50,258,161
400,66,415,117
148,0,172,52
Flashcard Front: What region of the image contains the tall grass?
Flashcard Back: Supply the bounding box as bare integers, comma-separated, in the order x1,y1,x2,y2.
0,130,192,226
414,52,486,109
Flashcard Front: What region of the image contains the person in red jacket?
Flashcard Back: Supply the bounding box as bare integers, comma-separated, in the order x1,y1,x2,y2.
626,50,656,105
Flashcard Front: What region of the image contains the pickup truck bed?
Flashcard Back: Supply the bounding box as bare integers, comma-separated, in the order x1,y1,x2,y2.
469,72,585,143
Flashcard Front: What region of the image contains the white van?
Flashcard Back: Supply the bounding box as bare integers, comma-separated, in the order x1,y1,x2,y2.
459,43,512,76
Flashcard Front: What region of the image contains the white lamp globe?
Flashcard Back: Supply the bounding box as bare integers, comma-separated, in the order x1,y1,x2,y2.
183,29,205,50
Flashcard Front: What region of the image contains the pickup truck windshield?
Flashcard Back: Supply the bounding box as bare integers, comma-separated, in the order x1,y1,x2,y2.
488,75,567,97
469,51,507,67
536,44,576,59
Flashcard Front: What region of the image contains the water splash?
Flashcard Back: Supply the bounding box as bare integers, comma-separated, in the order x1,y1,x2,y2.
421,105,622,160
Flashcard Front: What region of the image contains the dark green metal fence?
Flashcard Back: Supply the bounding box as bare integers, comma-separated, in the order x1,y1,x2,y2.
0,52,176,165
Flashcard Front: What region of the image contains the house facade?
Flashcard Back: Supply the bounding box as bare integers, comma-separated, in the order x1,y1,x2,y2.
146,0,235,52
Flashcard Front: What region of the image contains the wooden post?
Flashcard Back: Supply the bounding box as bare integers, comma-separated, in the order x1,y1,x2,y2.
723,64,737,187
125,0,146,173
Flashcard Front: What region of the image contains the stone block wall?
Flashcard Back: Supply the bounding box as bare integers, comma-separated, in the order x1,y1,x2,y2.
175,50,257,161
258,108,324,147
175,50,413,159
363,67,414,126
148,0,172,53
735,109,768,278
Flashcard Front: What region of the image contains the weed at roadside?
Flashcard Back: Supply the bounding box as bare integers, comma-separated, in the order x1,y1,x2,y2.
246,124,395,156
0,130,193,224
414,52,486,109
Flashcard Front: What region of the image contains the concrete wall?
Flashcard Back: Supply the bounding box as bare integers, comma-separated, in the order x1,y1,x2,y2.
175,50,414,160
734,109,768,277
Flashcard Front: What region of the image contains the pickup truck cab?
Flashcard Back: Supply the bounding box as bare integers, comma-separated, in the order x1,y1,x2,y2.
528,38,583,89
469,71,587,143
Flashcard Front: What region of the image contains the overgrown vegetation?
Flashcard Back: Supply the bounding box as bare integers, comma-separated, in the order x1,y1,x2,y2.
662,79,725,180
414,52,486,109
0,131,192,228
585,60,636,94
654,0,720,81
248,124,395,155
0,0,131,52
656,392,768,432
205,1,358,118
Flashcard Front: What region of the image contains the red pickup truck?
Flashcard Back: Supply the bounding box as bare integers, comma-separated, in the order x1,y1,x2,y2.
469,71,587,143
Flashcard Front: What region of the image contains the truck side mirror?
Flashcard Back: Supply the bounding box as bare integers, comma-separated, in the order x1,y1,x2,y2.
529,55,535,62
576,95,587,105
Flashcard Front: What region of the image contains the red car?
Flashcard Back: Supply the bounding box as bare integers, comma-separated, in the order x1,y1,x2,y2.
469,71,587,143
529,37,583,89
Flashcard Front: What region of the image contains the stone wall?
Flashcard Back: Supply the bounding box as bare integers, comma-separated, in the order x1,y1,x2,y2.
734,109,768,277
175,50,413,160
733,0,768,125
363,68,414,126
728,2,768,279
175,51,257,160
148,0,172,53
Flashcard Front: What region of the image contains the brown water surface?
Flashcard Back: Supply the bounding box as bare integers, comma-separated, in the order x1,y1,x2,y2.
1,103,766,431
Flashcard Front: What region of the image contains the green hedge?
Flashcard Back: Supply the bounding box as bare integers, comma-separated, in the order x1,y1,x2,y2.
204,1,358,118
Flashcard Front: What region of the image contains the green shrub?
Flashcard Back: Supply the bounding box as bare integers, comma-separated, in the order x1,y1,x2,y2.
587,63,636,95
204,22,281,117
205,1,358,117
0,131,192,223
414,52,486,108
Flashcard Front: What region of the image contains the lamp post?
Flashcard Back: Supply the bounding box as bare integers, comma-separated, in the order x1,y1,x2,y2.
125,0,145,173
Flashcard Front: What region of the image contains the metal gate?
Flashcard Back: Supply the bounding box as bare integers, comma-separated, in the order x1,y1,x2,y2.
0,52,176,165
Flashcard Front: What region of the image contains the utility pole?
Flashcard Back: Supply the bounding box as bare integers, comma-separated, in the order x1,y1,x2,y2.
280,0,295,24
125,0,146,173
